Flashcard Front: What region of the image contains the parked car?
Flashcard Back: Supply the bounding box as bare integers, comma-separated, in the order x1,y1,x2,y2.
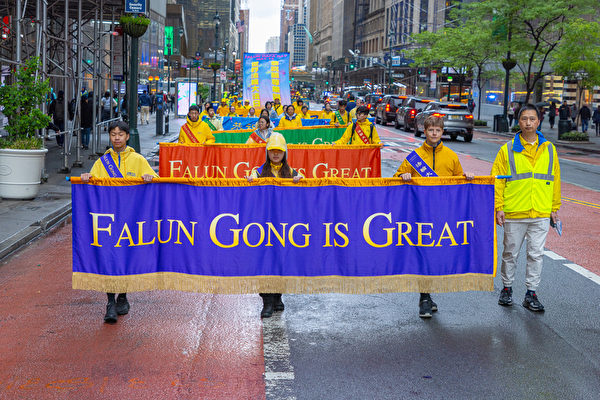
395,96,436,132
364,93,384,116
375,95,406,125
414,101,474,142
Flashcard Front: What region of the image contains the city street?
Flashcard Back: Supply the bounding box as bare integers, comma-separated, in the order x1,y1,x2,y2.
1,123,600,399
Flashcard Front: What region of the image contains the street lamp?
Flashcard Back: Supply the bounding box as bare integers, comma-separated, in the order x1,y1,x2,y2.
223,38,229,96
166,43,171,133
232,50,237,93
212,12,220,101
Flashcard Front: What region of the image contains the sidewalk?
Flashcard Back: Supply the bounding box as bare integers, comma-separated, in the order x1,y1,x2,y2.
0,113,186,260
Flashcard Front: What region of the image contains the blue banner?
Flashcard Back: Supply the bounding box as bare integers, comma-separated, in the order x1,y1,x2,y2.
72,178,496,294
243,53,291,108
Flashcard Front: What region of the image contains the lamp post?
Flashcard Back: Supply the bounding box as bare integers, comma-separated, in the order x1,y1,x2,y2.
223,38,229,96
232,51,237,93
212,12,220,101
166,43,171,133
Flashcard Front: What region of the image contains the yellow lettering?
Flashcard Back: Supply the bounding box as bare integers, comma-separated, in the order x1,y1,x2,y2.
361,167,372,178
266,222,287,247
297,168,306,177
340,168,350,178
115,223,135,247
334,223,349,247
182,166,192,178
456,220,474,244
435,222,458,247
289,223,310,248
242,222,265,247
352,168,361,178
396,222,415,246
169,160,182,177
416,222,434,247
233,161,249,178
323,222,333,247
174,220,197,245
312,162,328,178
155,219,175,243
329,168,339,177
209,213,241,248
136,221,156,246
90,212,114,247
363,212,393,248
215,165,227,178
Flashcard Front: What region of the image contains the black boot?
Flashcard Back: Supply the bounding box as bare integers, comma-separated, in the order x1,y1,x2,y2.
274,293,285,312
116,293,130,315
260,294,274,318
104,293,117,323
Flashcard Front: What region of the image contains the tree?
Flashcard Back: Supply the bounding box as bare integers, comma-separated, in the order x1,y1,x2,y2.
552,19,600,115
462,0,599,103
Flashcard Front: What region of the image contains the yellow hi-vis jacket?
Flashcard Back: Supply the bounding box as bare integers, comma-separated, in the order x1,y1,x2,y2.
178,116,217,144
491,133,561,218
90,146,157,178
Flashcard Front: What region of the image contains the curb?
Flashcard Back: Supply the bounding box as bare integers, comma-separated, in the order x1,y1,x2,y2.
476,129,600,154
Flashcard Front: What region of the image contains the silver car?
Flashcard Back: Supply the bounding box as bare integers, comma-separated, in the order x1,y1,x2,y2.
415,101,474,142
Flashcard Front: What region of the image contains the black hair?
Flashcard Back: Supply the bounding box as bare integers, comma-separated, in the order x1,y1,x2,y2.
108,120,130,134
356,105,369,115
260,109,270,118
301,105,308,111
297,99,303,104
518,103,540,120
339,100,347,106
349,95,355,100
286,105,295,113
259,153,293,178
189,104,200,112
258,115,271,128
265,101,272,108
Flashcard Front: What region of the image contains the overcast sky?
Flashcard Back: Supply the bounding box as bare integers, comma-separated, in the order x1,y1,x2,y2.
246,0,280,53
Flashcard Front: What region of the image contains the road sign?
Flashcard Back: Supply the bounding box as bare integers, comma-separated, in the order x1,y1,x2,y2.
391,73,404,78
178,27,184,37
220,71,226,81
125,0,146,14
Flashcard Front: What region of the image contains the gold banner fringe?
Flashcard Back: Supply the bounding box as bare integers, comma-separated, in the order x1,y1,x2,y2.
73,272,493,294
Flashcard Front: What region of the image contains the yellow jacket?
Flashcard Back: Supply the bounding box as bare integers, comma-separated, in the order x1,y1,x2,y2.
393,141,463,177
299,111,310,119
335,120,381,145
320,110,335,121
277,115,302,129
90,146,157,178
330,110,351,126
237,105,250,117
217,105,229,117
491,133,561,219
273,103,283,115
178,116,216,144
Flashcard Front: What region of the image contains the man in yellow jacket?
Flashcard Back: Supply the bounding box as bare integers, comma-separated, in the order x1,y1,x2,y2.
331,100,351,127
80,120,157,323
492,104,561,312
334,106,381,145
393,114,474,318
273,97,283,115
177,105,217,144
216,99,229,116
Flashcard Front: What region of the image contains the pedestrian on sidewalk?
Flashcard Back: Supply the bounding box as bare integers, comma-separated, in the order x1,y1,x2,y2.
548,102,556,129
48,90,65,147
570,103,578,127
80,93,93,149
393,115,474,318
578,104,591,133
492,103,561,313
592,105,600,136
246,133,303,318
101,91,117,128
138,90,151,124
80,120,157,323
558,100,571,120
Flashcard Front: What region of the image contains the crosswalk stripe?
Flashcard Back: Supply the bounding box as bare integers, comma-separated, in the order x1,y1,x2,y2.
263,313,296,400
563,263,600,286
544,250,566,260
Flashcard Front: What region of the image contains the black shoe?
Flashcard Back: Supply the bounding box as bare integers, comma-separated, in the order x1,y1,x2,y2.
274,294,284,312
419,298,433,318
104,302,117,323
523,292,545,312
261,300,274,318
498,287,513,306
115,294,130,315
430,298,438,312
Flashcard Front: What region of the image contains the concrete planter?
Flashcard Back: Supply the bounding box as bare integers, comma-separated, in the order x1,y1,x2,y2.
0,148,48,199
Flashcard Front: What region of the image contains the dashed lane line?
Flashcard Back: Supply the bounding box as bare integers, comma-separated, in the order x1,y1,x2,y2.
563,263,600,286
263,313,296,400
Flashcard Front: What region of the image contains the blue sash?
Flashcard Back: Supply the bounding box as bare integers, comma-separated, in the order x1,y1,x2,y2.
406,150,438,177
100,153,124,178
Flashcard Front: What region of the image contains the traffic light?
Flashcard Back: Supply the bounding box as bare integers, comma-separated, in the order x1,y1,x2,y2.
325,81,329,85
291,77,295,81
349,63,355,70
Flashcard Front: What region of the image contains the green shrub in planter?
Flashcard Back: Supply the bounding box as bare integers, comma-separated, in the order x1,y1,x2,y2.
119,14,150,38
511,124,520,132
560,131,589,141
0,57,51,149
474,120,487,126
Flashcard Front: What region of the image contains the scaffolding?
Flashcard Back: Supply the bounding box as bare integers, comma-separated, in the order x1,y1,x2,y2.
0,0,124,172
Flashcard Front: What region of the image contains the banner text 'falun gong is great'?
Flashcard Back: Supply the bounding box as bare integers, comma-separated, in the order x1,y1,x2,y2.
71,177,497,294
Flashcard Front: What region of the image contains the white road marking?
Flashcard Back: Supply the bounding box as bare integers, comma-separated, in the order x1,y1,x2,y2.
544,250,566,260
564,263,600,286
263,312,296,400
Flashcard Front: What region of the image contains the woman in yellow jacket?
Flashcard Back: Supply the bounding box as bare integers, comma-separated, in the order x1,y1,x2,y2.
246,133,302,318
199,101,213,120
216,99,229,116
277,105,302,129
80,120,157,323
298,105,310,119
320,102,335,120
178,105,216,144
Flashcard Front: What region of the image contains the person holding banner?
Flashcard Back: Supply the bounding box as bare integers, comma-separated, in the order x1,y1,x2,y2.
278,105,302,129
492,104,561,312
273,98,283,115
80,121,157,323
264,101,279,120
320,102,335,120
227,105,239,117
178,105,217,144
332,100,351,127
247,133,303,318
299,105,310,119
334,106,381,145
394,115,474,318
293,98,304,115
246,115,274,144
350,98,366,121
248,107,257,118
200,101,213,120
